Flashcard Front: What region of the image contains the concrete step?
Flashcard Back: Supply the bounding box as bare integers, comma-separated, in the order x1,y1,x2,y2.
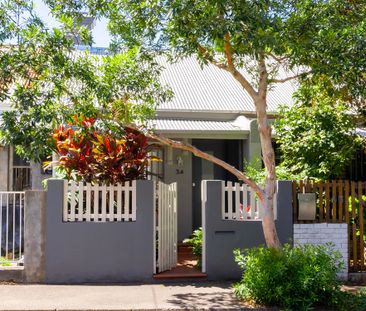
153,271,207,280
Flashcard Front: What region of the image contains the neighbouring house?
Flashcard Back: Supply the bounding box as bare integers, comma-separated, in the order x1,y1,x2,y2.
0,47,364,244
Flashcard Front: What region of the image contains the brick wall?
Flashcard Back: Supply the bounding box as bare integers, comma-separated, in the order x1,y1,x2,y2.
293,223,348,279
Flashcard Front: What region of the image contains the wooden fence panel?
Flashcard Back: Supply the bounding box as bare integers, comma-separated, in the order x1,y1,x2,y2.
293,180,366,272
351,181,357,270
358,182,365,271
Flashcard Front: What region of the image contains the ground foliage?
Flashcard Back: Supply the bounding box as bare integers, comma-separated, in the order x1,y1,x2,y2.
234,244,344,311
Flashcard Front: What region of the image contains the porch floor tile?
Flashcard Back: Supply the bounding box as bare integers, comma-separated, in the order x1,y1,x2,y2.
154,246,207,279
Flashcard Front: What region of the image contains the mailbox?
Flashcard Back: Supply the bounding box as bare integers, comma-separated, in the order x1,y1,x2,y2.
298,193,316,220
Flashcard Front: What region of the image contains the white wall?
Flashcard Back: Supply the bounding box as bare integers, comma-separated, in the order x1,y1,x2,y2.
294,223,348,280
163,144,193,242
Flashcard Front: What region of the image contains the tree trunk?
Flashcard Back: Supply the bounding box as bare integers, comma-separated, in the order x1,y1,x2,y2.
199,42,284,248
255,96,281,249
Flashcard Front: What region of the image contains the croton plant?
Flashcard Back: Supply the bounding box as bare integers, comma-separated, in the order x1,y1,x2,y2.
52,116,158,184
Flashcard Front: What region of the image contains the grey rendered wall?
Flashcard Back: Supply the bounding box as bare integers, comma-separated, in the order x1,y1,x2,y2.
203,180,293,280
45,179,154,283
163,144,192,242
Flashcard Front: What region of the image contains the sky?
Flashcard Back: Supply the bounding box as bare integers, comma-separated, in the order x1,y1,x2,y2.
34,0,111,47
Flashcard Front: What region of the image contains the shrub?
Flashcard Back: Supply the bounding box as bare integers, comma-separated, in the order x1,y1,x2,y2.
234,244,343,310
333,289,366,311
52,116,158,184
183,227,202,267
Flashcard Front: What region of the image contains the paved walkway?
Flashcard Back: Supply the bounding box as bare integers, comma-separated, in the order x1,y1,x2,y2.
0,281,273,311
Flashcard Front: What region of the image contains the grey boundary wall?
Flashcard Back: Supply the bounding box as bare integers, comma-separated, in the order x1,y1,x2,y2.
44,179,154,284
202,180,293,281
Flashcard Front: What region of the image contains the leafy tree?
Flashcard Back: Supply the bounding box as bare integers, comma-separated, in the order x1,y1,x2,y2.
284,0,366,114
43,0,366,248
275,89,361,181
0,31,171,162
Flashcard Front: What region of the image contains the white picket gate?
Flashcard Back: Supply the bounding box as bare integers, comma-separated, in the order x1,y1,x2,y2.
155,182,177,273
222,181,277,221
0,191,25,263
63,180,137,222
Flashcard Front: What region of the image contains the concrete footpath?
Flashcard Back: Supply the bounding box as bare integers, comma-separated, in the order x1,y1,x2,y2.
0,281,273,311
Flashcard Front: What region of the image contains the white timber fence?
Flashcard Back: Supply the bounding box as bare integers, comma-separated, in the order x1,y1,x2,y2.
63,180,137,222
0,191,25,262
155,182,177,273
222,181,277,221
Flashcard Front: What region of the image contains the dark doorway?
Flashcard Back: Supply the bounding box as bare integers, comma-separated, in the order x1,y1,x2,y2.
191,139,244,230
342,147,366,181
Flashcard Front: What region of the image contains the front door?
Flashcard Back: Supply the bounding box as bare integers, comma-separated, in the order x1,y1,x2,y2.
192,139,244,230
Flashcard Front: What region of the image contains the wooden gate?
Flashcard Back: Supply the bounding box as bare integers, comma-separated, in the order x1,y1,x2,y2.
155,182,177,274
292,180,366,272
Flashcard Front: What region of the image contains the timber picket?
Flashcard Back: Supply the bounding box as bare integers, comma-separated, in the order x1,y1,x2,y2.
85,183,91,222
242,184,248,219
358,182,365,270
227,182,233,220
325,182,330,222
69,181,76,221
235,183,241,221
345,181,349,223
338,181,343,223
331,180,336,222
318,182,324,221
351,181,357,270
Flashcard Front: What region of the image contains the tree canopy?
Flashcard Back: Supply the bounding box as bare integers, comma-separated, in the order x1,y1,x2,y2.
0,2,171,161
274,88,361,180
45,0,365,100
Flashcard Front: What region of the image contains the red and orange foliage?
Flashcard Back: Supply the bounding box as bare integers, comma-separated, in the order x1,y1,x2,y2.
52,116,156,184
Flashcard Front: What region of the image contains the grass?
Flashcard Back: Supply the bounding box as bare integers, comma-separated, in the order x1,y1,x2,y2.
0,256,12,267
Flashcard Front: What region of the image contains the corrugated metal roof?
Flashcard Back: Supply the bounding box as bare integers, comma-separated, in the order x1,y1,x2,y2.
151,117,250,132
158,56,297,113
0,51,297,115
